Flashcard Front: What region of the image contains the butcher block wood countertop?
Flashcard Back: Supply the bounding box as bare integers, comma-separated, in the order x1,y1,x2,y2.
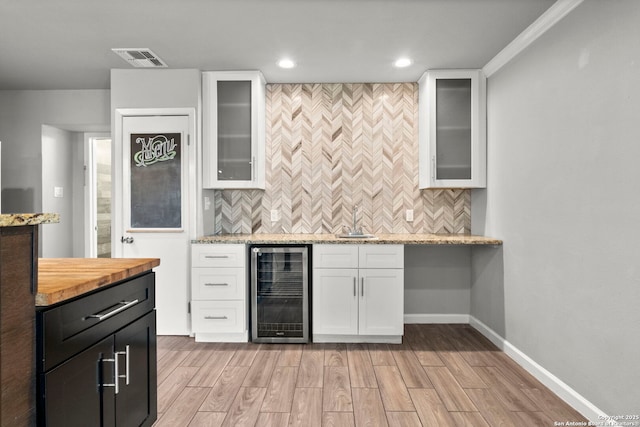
37,258,160,306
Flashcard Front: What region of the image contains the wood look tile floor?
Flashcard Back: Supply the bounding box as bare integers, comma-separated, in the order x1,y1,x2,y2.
154,324,587,427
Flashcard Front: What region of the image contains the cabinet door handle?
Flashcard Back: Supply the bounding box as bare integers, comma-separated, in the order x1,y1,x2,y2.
102,354,121,394
115,345,130,386
205,255,229,259
431,155,436,181
102,358,116,392
205,282,229,287
251,156,256,180
361,277,364,297
353,277,356,297
86,299,139,322
205,315,228,320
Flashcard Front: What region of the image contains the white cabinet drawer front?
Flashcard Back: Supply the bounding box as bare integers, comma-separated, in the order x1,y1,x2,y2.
192,244,246,268
313,244,359,269
191,300,245,333
192,268,245,300
359,245,404,269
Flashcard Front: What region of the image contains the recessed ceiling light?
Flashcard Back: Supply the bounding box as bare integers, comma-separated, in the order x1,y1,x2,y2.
394,58,412,68
277,58,296,69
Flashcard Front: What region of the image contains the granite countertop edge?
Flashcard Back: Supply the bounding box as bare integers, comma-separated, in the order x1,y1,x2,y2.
0,213,60,227
192,233,502,246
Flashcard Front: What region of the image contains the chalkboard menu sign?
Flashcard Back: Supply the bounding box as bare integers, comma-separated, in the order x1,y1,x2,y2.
130,133,182,229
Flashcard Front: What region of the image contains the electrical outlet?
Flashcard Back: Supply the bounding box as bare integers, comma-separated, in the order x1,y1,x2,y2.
204,196,211,211
270,210,279,222
54,187,64,198
405,209,414,222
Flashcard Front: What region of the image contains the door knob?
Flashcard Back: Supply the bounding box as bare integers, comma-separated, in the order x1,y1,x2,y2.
120,236,134,244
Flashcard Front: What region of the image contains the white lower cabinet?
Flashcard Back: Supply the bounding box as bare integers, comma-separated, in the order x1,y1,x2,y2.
312,244,404,343
358,268,404,336
191,244,248,342
313,268,359,335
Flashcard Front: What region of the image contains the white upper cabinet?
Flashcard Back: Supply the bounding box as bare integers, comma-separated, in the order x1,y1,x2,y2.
202,71,266,189
418,69,486,189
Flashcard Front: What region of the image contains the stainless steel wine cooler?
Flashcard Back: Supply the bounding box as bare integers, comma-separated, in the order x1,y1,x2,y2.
250,245,310,343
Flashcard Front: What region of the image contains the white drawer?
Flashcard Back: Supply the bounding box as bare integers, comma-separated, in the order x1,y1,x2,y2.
192,244,246,268
358,245,404,269
192,267,245,300
313,244,359,269
191,300,245,333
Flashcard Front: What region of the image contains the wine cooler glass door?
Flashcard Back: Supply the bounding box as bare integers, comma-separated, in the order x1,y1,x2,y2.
251,246,309,343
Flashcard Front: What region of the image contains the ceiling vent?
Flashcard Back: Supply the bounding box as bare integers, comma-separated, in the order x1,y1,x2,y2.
111,48,167,68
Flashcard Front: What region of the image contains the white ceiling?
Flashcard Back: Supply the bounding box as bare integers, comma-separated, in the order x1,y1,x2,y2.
0,0,556,90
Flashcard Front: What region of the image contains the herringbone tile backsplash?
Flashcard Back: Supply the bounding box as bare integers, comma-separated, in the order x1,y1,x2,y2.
214,83,470,234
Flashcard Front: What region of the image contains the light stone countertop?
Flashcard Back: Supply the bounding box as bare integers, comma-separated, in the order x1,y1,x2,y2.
0,213,60,227
193,233,502,245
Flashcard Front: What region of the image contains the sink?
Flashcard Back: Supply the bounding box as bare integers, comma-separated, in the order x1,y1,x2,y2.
336,233,378,239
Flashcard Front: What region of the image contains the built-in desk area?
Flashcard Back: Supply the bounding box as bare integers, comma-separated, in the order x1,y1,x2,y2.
191,233,502,343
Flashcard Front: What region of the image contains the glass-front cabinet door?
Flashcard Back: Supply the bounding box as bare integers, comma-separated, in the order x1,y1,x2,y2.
418,69,486,189
203,71,265,189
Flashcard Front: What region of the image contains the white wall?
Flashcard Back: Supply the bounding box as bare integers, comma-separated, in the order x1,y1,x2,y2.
0,90,109,214
472,0,640,415
405,246,471,321
41,126,87,258
71,131,86,257
41,125,74,257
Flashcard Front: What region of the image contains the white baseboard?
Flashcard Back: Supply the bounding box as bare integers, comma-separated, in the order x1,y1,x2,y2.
193,331,248,343
469,316,610,425
404,314,470,324
313,334,402,344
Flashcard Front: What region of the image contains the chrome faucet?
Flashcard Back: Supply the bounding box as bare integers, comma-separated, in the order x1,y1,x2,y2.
344,205,363,236
337,205,376,238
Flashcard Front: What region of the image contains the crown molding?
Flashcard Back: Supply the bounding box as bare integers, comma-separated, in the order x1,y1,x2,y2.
483,0,584,77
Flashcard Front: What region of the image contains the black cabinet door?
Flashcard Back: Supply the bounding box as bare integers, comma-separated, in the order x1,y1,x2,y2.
114,311,157,427
42,336,115,427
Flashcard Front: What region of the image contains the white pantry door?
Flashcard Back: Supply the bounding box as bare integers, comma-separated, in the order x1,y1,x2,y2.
116,111,195,335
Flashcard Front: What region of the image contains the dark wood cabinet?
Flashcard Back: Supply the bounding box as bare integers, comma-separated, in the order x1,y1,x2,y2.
0,225,38,427
36,272,157,427
114,312,157,427
42,336,112,427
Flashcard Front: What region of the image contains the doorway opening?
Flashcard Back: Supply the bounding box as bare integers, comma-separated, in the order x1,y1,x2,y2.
85,134,112,257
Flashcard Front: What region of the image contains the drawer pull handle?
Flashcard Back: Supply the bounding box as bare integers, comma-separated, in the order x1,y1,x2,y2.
86,299,139,322
205,315,228,320
205,283,229,287
205,255,229,259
